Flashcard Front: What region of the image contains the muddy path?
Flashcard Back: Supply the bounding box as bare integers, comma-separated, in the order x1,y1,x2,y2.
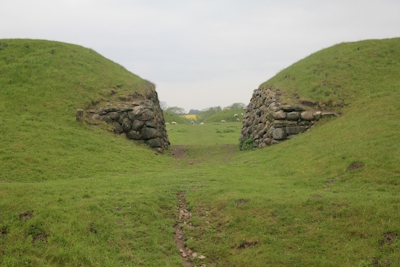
174,192,193,267
173,192,207,267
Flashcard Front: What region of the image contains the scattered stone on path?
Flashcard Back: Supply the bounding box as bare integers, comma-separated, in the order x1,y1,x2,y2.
180,249,187,258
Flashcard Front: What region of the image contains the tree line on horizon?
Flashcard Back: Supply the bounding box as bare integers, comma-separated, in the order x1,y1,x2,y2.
161,102,246,115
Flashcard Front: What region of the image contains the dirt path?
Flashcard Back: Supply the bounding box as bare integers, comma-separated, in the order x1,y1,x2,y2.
174,192,195,267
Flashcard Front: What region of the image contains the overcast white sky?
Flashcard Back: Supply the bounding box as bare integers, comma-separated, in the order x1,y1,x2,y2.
2,0,399,111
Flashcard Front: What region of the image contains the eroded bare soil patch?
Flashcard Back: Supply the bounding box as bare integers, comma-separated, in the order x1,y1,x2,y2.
348,162,365,171
382,232,397,245
236,199,249,206
235,240,258,249
19,211,33,221
171,145,187,159
1,229,7,236
33,233,49,243
174,192,193,267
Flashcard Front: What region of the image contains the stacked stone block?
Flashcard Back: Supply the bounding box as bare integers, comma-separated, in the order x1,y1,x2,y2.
89,90,170,152
240,88,335,148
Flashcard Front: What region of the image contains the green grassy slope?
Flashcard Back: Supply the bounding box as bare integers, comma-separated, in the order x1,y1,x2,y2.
172,38,400,266
0,40,181,266
260,38,400,109
163,111,188,124
165,38,400,266
0,39,163,183
167,122,241,146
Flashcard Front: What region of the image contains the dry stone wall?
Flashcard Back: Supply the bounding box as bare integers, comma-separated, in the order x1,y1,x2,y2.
240,88,338,148
87,88,170,153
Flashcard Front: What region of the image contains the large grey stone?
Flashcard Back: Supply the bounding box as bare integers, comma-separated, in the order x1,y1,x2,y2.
113,122,123,133
266,112,274,122
127,130,142,140
127,111,136,121
108,112,119,121
141,127,162,140
265,138,272,146
272,128,286,140
268,102,276,109
137,109,155,121
132,105,143,114
104,107,117,113
268,126,275,138
281,105,295,112
118,112,128,124
313,111,322,120
132,120,145,130
92,114,101,121
273,110,286,120
286,112,299,121
122,118,132,133
300,111,314,121
147,138,162,148
273,120,296,128
271,139,282,145
119,108,133,112
258,142,266,148
272,106,281,112
298,121,311,126
145,119,157,128
102,115,113,124
286,126,307,135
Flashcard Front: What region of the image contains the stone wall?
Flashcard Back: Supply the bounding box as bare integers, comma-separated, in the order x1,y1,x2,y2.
87,87,170,153
240,88,338,148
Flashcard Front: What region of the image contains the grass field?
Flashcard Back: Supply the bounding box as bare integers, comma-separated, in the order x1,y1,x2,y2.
1,38,400,266
164,111,189,125
202,109,245,123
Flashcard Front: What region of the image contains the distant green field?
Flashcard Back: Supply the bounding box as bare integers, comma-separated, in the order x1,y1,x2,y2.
167,122,241,146
1,38,400,266
163,111,188,124
202,109,245,123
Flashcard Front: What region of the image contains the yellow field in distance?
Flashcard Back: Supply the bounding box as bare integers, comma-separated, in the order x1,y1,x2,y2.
181,114,197,120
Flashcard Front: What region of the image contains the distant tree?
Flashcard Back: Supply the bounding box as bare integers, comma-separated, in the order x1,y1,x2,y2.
225,103,246,110
160,101,168,110
201,106,221,114
165,106,186,114
188,109,200,114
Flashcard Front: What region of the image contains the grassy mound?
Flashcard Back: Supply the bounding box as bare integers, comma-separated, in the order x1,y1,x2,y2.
175,38,400,266
202,109,244,123
260,38,400,110
0,39,182,266
0,39,166,183
163,111,188,124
